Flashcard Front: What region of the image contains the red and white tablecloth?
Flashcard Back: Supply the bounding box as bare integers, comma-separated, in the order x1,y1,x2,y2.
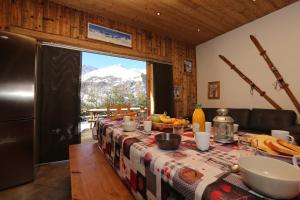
95,118,296,200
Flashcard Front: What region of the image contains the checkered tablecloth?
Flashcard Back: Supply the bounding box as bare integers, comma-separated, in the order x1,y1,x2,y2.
95,118,298,200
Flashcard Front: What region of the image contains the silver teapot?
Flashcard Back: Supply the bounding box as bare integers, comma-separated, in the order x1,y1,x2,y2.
213,108,234,143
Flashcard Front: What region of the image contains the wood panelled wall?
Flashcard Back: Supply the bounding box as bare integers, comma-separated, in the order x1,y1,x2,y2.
0,0,196,117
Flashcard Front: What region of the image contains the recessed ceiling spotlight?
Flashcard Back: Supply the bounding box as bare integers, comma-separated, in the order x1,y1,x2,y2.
156,12,161,16
252,0,256,2
0,35,8,39
197,28,201,32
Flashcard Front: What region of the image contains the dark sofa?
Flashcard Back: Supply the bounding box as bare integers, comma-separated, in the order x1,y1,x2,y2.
188,108,300,145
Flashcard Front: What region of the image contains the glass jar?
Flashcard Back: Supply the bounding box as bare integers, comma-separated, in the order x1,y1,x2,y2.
213,108,234,143
137,106,147,122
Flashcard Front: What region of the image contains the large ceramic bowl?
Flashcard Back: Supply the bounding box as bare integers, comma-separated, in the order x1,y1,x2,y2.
238,156,300,199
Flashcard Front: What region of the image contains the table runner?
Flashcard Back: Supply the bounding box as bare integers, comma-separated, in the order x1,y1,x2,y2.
95,118,295,200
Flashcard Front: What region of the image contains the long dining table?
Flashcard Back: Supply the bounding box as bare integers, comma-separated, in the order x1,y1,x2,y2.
94,118,295,200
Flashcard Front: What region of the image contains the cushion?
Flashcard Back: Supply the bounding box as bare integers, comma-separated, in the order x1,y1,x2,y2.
249,108,296,132
202,108,218,122
228,108,251,130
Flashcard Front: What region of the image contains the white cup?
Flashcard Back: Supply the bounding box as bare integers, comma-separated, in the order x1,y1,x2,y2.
123,116,130,122
233,124,239,133
205,121,212,133
195,132,210,151
292,155,300,168
143,120,152,132
271,130,295,143
192,123,200,132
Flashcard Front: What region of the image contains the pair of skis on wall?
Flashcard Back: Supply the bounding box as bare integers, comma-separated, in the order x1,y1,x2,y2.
219,35,300,113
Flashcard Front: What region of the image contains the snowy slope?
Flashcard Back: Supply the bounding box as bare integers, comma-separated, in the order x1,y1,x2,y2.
82,64,144,81
82,65,98,74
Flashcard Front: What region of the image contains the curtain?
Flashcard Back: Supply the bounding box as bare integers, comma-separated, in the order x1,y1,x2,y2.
37,45,81,163
152,63,174,117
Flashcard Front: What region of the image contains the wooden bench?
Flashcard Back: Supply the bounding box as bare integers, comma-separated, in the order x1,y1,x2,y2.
69,143,133,200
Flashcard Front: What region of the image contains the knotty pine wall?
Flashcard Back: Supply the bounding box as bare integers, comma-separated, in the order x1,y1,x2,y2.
0,0,197,117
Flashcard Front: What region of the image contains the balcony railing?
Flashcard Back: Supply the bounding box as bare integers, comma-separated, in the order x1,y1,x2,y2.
84,107,148,120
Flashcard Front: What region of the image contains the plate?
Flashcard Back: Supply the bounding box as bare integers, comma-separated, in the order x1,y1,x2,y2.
256,149,293,164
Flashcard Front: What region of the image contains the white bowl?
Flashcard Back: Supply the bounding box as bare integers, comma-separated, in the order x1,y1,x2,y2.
122,121,136,132
238,156,300,199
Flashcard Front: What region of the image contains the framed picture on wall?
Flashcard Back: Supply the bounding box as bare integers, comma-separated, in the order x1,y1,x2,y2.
87,23,132,47
183,60,192,74
173,85,181,100
208,81,220,99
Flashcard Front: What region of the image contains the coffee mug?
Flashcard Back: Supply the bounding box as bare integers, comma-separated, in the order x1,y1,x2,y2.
292,155,300,168
195,132,210,151
143,120,152,132
233,124,239,133
205,121,212,133
271,130,295,143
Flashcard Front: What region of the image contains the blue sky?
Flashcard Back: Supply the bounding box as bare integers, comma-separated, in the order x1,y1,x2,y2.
82,52,146,70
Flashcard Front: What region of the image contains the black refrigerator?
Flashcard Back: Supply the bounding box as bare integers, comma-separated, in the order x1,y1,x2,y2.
0,31,36,190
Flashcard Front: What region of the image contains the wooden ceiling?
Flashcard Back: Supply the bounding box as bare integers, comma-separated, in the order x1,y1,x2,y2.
51,0,296,45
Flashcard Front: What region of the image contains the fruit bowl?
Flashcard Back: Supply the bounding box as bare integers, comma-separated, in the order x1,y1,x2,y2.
152,121,189,131
151,114,189,131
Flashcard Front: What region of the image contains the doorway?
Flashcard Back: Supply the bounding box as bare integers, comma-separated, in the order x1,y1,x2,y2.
80,52,147,143
36,42,173,162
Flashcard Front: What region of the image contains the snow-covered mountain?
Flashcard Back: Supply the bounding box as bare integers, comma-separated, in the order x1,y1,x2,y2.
82,64,145,82
81,65,97,74
81,64,146,107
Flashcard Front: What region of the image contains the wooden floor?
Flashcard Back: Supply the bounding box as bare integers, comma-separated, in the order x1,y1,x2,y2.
69,143,133,200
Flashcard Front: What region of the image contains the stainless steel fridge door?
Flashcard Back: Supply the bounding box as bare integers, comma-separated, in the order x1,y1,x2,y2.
0,119,34,190
0,32,36,121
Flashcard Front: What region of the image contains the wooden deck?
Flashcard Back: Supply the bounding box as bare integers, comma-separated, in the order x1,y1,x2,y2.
69,143,133,200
